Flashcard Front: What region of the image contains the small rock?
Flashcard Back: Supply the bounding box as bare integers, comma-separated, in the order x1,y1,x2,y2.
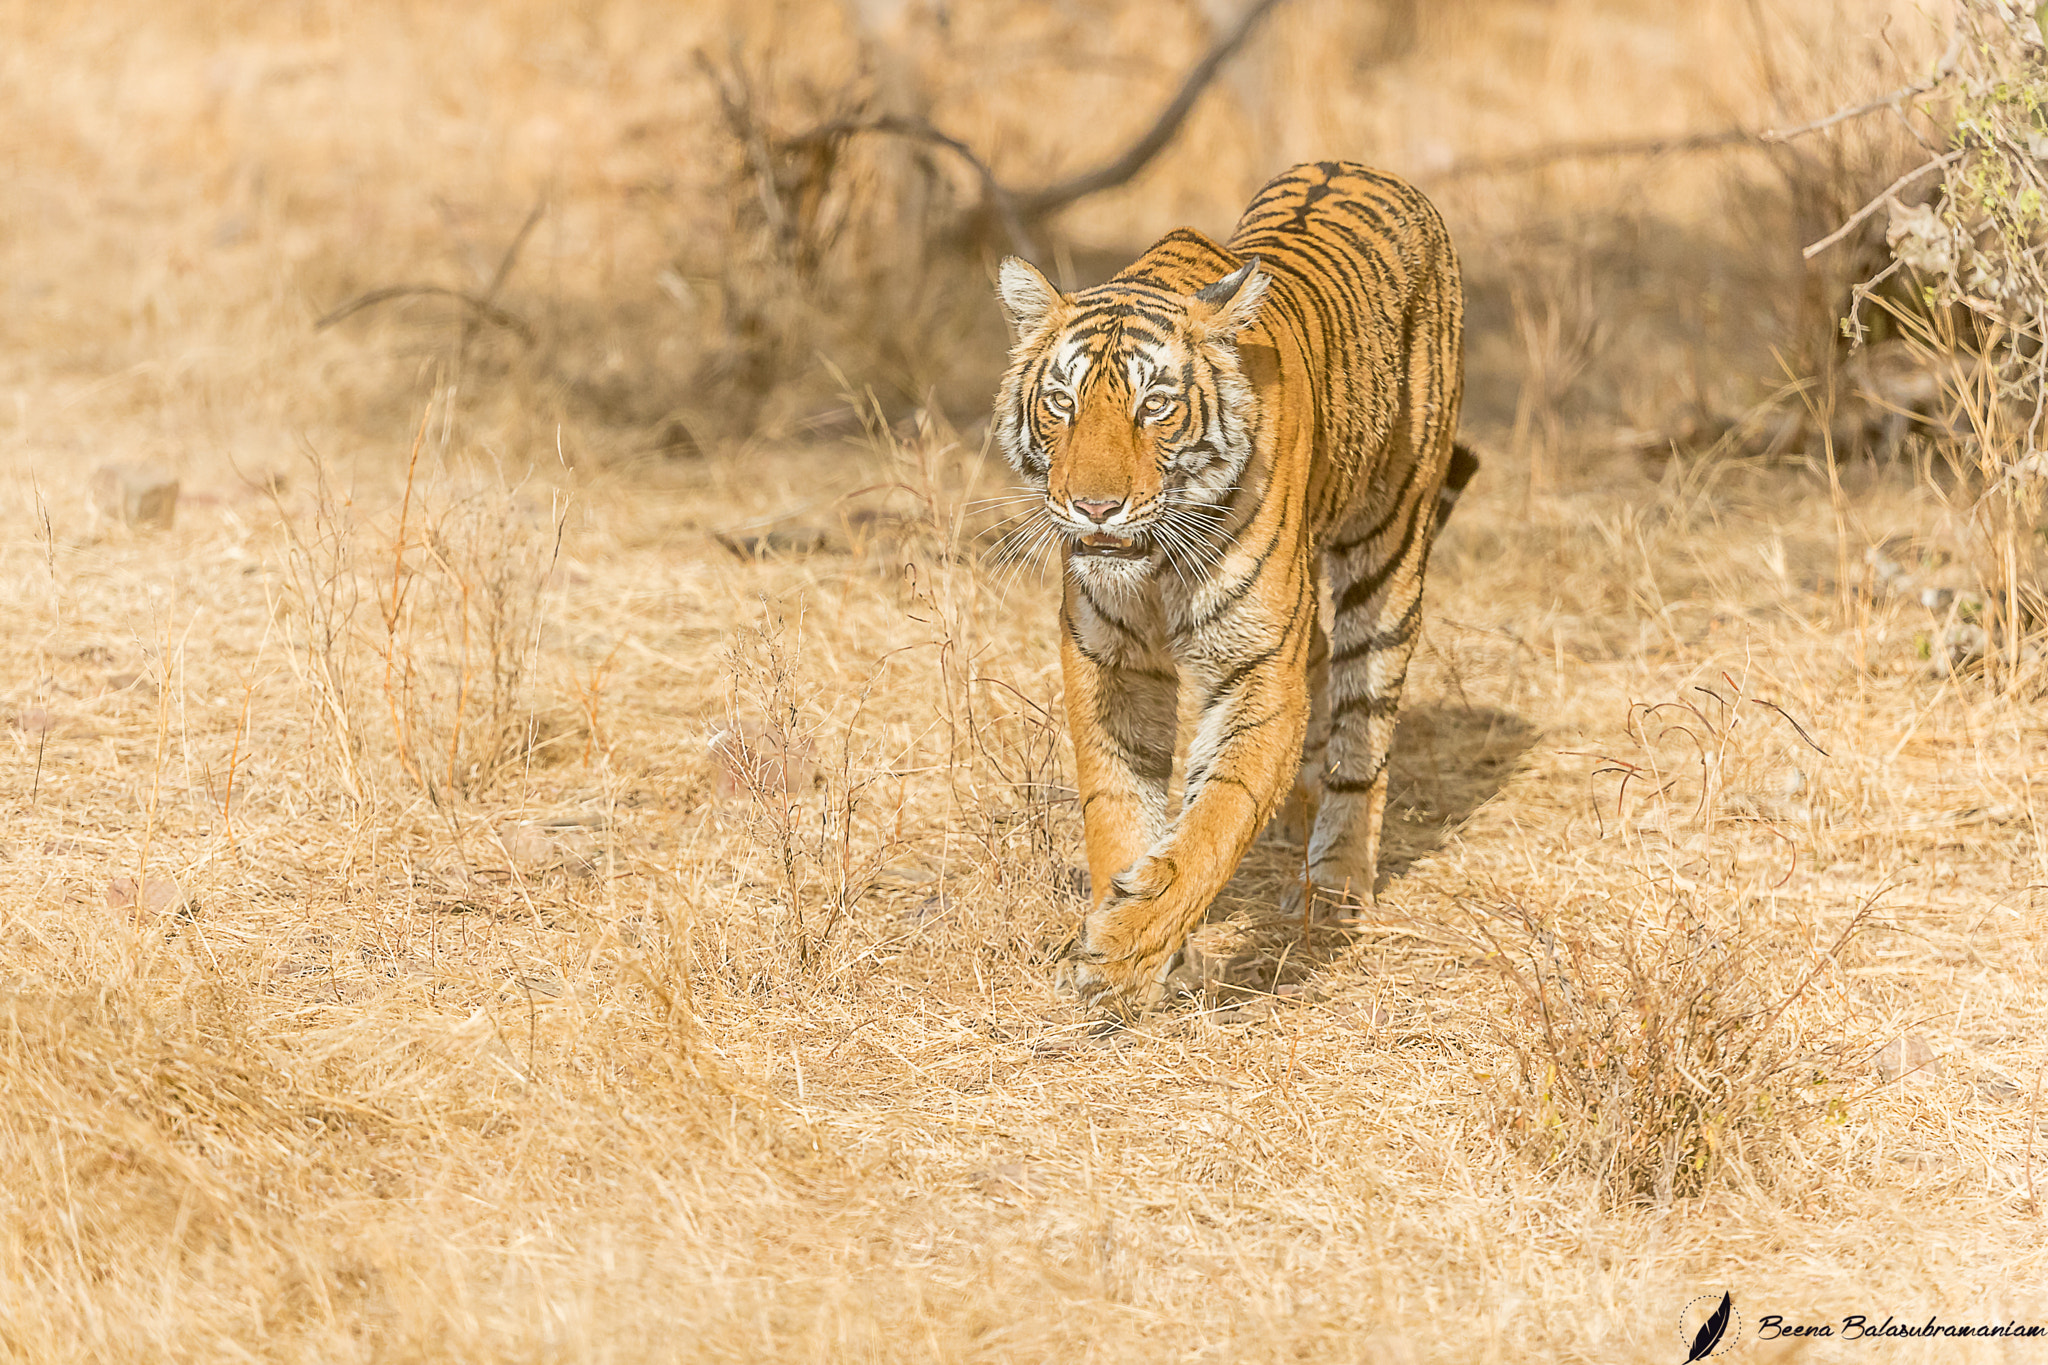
900,892,952,925
652,417,702,462
965,1162,1044,1198
1876,1033,1943,1083
89,462,180,530
12,707,57,734
709,720,816,806
499,818,602,875
104,876,194,919
1975,1072,2025,1104
875,861,939,888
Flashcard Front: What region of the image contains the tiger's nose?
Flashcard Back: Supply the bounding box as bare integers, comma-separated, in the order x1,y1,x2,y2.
1072,498,1124,523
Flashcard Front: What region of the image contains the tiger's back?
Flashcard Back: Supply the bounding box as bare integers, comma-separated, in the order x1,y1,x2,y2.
1109,161,1464,548
992,161,1467,1018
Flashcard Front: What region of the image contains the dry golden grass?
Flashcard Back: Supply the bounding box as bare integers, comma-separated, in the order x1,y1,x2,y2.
4,1,2047,1361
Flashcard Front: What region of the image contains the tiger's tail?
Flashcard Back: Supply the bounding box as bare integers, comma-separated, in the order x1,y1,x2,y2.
1434,441,1480,534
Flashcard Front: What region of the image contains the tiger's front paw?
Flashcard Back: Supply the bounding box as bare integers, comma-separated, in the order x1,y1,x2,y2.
1063,931,1177,1023
1064,858,1182,1020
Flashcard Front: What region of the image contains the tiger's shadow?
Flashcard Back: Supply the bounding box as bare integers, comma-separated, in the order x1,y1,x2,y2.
1184,703,1537,1002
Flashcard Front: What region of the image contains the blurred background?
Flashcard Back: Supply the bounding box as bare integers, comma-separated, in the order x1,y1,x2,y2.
1,0,1936,476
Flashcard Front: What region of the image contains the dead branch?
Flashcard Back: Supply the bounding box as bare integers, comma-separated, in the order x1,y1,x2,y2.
316,198,546,343
1432,127,1758,181
1801,149,1961,259
483,199,547,307
784,114,1036,257
755,0,1286,255
700,49,794,245
1761,31,1962,144
315,286,535,342
1008,0,1288,220
1429,35,1958,182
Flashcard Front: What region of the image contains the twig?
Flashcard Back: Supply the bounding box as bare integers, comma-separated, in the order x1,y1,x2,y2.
1750,698,1829,756
786,114,1037,257
1010,0,1288,219
315,285,536,342
2027,1063,2043,1216
484,198,546,304
380,404,432,793
1433,35,1960,182
700,47,792,243
318,197,546,343
1801,149,1962,259
1760,31,1963,144
219,666,255,839
1434,127,1758,180
768,0,1286,250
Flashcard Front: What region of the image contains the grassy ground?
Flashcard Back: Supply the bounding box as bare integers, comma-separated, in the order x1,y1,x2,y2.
4,1,2046,1361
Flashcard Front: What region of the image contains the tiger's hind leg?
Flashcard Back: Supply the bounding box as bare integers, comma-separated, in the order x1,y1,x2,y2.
1310,489,1434,913
1311,358,1459,915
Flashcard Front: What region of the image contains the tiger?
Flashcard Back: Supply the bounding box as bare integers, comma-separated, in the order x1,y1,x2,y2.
991,160,1472,1020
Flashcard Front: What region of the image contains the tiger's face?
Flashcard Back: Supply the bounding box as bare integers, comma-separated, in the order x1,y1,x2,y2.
994,256,1268,582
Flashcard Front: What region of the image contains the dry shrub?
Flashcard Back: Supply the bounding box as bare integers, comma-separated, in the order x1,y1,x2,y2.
1483,674,1875,1204
1833,0,2048,684
713,611,912,970
704,396,1073,982
273,398,568,810
695,34,990,426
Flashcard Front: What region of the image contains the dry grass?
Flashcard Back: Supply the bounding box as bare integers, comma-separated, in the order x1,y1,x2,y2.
4,1,2047,1360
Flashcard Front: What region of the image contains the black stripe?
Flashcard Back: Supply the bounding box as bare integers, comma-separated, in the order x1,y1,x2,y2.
1334,500,1426,616
1322,764,1388,794
1208,643,1281,704
1330,693,1400,722
1072,581,1149,645
1330,596,1423,663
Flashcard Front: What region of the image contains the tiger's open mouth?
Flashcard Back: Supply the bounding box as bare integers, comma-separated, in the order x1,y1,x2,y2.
1073,531,1148,561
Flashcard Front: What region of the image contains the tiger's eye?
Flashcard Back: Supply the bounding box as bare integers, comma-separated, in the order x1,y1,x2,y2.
1046,390,1073,417
1140,394,1173,419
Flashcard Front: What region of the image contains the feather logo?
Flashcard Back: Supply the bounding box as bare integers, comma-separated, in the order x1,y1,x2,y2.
1685,1292,1735,1362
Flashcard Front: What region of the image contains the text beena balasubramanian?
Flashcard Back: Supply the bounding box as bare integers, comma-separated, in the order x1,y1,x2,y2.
1758,1315,2046,1340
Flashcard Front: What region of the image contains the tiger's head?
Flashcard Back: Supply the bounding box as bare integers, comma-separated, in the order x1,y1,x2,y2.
992,252,1269,581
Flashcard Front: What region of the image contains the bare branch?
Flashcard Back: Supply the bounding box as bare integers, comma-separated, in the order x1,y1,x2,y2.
1398,34,1962,183
761,0,1286,252
318,201,545,343
1760,31,1962,144
1010,0,1288,219
484,198,547,304
315,286,535,342
1801,149,1961,260
1432,127,1757,181
785,114,1037,257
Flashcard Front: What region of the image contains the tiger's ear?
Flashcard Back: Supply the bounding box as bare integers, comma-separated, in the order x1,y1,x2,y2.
1191,256,1268,339
997,257,1065,338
